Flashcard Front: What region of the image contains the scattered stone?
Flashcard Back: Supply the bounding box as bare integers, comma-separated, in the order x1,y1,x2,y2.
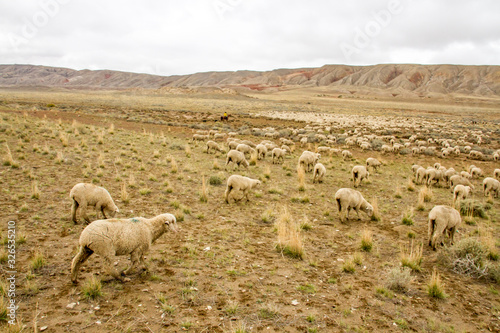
66,303,77,309
40,326,48,331
291,300,299,306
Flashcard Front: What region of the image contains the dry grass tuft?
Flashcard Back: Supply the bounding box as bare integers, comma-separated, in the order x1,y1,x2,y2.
370,198,381,221
427,269,447,298
263,165,271,179
275,206,305,259
200,175,208,203
170,157,178,174
31,181,40,199
2,143,19,168
121,182,129,204
297,165,306,191
360,229,373,252
400,241,423,271
407,178,415,192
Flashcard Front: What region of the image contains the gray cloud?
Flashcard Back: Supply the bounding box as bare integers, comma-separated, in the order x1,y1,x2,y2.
0,0,498,76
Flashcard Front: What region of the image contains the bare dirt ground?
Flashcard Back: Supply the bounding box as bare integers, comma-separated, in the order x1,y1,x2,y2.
0,88,499,333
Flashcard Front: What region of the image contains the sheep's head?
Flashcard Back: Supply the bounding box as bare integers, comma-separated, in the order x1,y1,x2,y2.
105,204,119,218
163,213,178,233
364,203,374,217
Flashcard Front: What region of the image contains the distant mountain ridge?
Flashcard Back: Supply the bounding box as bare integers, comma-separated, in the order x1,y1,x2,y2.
1,63,499,97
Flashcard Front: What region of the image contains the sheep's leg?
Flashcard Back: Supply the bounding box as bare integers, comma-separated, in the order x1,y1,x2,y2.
428,219,435,247
102,254,124,281
123,250,141,275
79,200,91,223
448,227,456,245
355,208,361,220
71,200,79,224
70,246,94,283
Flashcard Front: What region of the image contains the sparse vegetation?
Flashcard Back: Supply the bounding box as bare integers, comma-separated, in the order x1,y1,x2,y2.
427,269,447,299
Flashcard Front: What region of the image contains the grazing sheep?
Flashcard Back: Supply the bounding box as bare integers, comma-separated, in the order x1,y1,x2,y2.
425,168,444,186
213,133,226,141
225,150,249,170
483,177,500,198
206,140,224,154
224,175,261,203
70,213,177,283
494,169,500,180
281,144,292,154
453,185,472,203
272,148,287,164
444,168,457,184
70,183,119,224
415,167,427,185
469,150,484,160
241,140,256,148
192,134,209,142
317,146,331,155
411,164,421,176
428,205,461,250
460,171,472,179
449,175,474,191
352,165,370,188
312,163,326,183
342,150,352,160
468,165,477,173
256,144,268,160
228,140,240,150
298,151,321,172
334,188,374,223
366,158,381,171
470,167,483,179
236,143,255,157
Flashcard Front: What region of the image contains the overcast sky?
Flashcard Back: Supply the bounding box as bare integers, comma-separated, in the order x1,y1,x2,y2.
1,0,499,76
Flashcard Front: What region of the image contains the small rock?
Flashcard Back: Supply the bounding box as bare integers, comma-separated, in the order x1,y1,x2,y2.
291,300,299,306
204,247,210,251
94,306,100,310
142,289,148,292
207,305,212,310
66,303,77,309
96,320,101,325
40,326,48,331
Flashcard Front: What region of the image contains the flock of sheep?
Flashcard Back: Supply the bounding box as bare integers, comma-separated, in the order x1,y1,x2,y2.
68,120,500,284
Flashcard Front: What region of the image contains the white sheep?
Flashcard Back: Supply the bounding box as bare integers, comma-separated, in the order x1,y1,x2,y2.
366,157,381,171
425,168,444,186
224,175,261,203
70,183,119,224
70,213,177,283
298,151,321,172
494,168,500,180
342,150,352,160
352,165,369,188
415,167,427,184
453,185,472,203
443,168,457,184
449,175,474,190
460,171,472,179
334,188,374,223
236,143,255,157
225,150,249,170
312,163,326,183
428,205,461,250
317,146,331,155
483,177,500,198
470,167,483,179
256,144,268,160
206,140,224,154
269,148,285,164
192,133,209,142
281,144,292,154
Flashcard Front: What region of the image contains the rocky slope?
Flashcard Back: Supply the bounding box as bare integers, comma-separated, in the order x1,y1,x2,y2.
1,63,499,97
